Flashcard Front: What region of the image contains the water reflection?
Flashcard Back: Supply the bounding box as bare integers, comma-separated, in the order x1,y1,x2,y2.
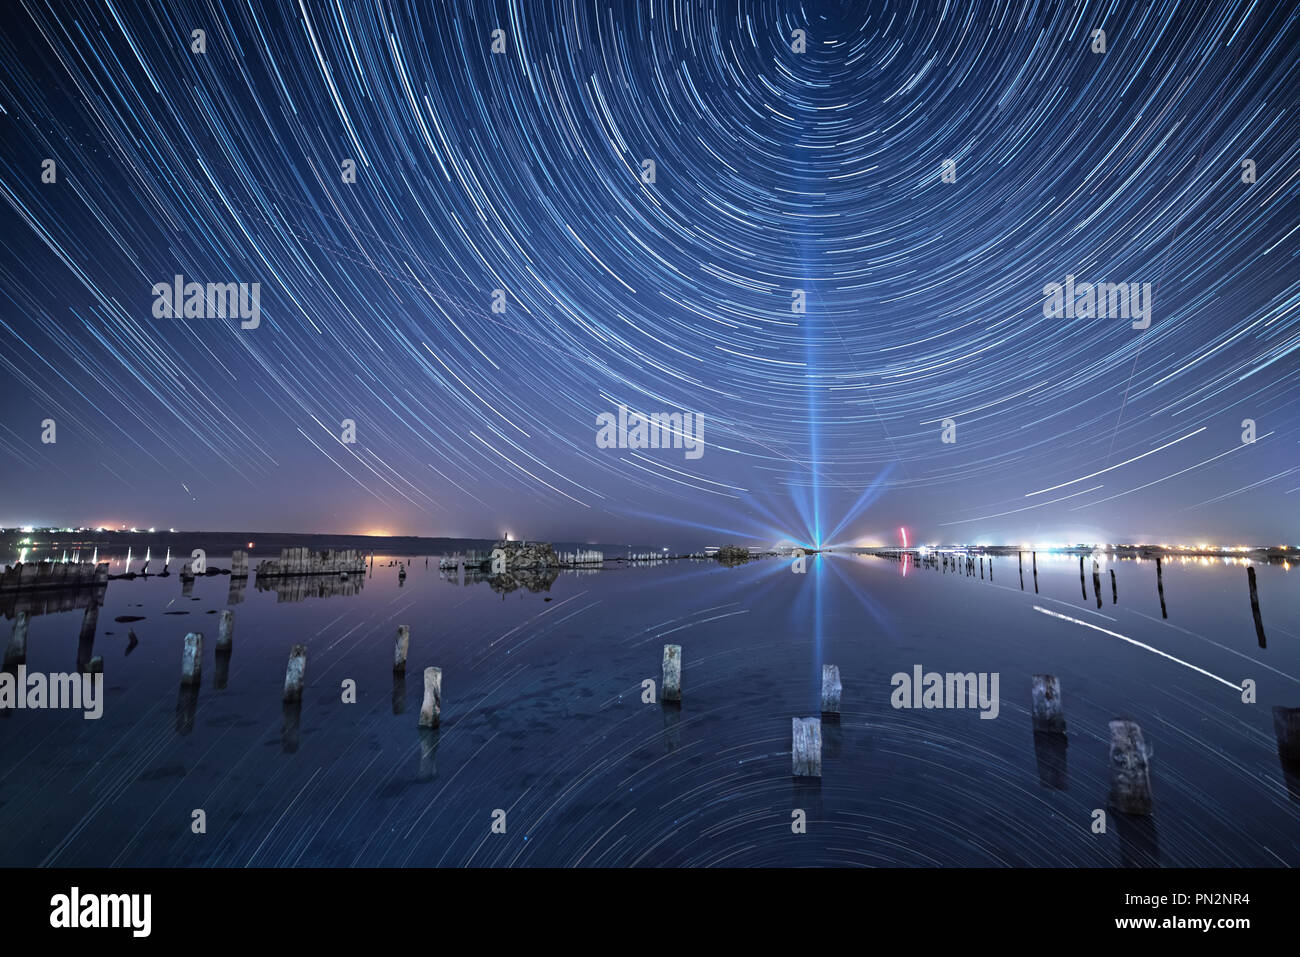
256,573,366,603
1031,731,1068,790
1115,813,1160,868
0,583,107,619
282,700,302,753
175,684,199,735
0,547,1295,867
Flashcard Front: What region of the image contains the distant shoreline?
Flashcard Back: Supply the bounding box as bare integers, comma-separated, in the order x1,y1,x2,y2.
1,529,651,558
4,529,1294,565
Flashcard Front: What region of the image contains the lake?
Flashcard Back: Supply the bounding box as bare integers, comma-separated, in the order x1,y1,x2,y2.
2,549,1297,866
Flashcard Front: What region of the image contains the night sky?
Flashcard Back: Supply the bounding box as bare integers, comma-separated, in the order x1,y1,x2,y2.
0,1,1296,549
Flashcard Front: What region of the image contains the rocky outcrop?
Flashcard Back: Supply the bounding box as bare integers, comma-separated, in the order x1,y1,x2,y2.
713,545,753,566
487,541,559,571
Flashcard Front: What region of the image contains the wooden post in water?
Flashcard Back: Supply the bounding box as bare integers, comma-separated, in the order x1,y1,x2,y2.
394,625,410,673
392,629,408,670
662,644,682,703
1032,551,1038,593
1031,675,1066,732
419,666,442,728
821,664,842,715
1092,560,1102,608
1107,720,1153,815
282,644,307,701
4,611,29,669
1079,556,1087,600
1110,568,1117,604
180,632,202,686
217,610,234,651
1247,566,1267,649
792,717,822,778
1156,556,1167,619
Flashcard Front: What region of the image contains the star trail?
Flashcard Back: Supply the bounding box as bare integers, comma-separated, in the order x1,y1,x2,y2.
0,0,1296,547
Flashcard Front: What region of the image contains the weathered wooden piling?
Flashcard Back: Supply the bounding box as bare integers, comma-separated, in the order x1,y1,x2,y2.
1247,566,1266,648
821,664,842,715
87,655,103,674
1274,706,1300,763
394,625,410,673
216,609,234,651
1091,560,1102,608
4,611,29,668
180,632,202,686
979,556,984,579
419,666,442,728
1107,720,1153,815
1030,674,1066,732
1032,551,1038,593
792,717,823,777
282,644,307,701
1156,556,1167,618
256,547,367,579
661,644,682,703
1079,556,1087,600
1110,568,1117,604
230,549,249,578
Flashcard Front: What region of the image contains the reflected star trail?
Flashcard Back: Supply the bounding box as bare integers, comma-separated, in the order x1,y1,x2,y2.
0,1,1296,547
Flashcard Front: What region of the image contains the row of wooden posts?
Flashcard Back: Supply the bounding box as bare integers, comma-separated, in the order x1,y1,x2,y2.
924,550,1266,646
174,611,443,728
660,644,1300,814
15,601,1290,811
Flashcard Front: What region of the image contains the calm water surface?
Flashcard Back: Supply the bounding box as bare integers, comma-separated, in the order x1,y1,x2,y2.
2,550,1297,866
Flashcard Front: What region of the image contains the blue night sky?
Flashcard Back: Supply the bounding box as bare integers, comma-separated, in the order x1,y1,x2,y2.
0,1,1296,548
